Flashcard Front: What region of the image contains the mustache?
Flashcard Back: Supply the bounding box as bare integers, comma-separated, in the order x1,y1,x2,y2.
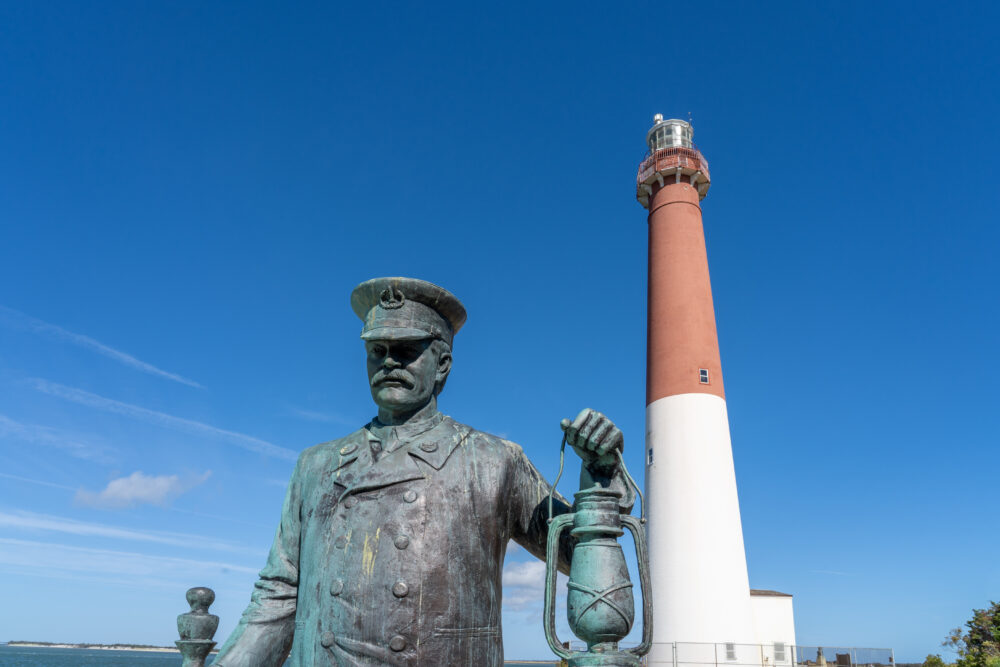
372,370,415,388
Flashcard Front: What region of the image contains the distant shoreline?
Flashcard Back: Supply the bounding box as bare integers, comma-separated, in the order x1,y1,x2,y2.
6,641,199,653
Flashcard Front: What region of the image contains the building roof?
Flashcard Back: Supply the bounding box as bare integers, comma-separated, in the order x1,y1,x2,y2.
750,589,793,598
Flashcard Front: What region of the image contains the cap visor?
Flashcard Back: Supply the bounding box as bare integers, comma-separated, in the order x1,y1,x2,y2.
360,327,436,341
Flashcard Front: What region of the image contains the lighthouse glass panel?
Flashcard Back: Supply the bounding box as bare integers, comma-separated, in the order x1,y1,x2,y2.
679,124,692,146
649,121,694,151
651,127,670,151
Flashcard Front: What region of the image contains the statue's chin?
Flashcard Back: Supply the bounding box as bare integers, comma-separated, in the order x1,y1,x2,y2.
372,387,431,416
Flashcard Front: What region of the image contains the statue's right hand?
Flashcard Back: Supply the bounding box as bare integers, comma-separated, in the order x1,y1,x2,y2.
560,408,623,474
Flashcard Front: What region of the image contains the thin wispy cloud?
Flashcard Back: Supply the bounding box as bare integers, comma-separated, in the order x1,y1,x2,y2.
164,505,272,529
285,406,356,425
29,379,298,461
0,472,77,491
0,510,257,555
503,559,546,587
0,474,271,528
501,559,570,632
0,414,115,463
502,560,548,611
0,304,203,388
0,538,258,589
76,470,212,508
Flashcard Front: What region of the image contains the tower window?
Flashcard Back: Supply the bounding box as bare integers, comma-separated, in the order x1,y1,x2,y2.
699,369,710,384
775,643,786,662
647,448,653,465
725,643,736,661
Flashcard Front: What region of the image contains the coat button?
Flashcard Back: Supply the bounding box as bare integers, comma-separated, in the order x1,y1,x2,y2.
419,441,438,453
403,490,417,503
330,579,344,595
335,536,347,549
389,635,406,652
393,535,409,550
321,631,335,648
392,581,409,598
340,443,357,456
343,496,357,508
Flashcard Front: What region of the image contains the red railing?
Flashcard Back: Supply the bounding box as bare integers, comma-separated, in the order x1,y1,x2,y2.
636,146,710,186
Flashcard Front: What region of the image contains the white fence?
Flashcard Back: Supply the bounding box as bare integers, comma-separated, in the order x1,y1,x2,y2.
642,643,894,667
556,642,894,667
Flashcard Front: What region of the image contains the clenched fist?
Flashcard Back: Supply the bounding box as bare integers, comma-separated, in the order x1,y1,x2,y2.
561,408,623,475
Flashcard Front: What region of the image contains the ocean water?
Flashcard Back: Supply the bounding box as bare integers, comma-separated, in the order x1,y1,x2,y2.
0,645,555,666
0,646,201,666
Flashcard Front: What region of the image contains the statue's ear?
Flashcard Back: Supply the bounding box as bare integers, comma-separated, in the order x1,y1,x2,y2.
436,348,452,379
433,342,452,396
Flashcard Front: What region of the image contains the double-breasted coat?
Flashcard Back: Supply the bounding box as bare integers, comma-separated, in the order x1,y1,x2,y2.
213,411,633,666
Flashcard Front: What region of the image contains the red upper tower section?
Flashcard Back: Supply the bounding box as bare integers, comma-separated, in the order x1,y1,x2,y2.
637,116,724,404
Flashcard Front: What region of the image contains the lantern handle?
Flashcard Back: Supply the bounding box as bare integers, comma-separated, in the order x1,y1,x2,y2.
615,448,646,524
547,432,568,523
622,514,654,656
542,513,575,660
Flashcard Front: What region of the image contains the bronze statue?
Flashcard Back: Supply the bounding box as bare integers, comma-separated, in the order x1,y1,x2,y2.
213,277,633,666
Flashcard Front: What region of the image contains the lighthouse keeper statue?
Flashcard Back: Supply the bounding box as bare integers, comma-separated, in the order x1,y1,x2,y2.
212,277,635,666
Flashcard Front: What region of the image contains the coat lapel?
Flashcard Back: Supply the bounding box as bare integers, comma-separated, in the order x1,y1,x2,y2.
336,416,469,496
326,430,368,490
406,422,470,470
341,434,426,496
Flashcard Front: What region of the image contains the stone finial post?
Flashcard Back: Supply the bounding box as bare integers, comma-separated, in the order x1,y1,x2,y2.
176,587,219,667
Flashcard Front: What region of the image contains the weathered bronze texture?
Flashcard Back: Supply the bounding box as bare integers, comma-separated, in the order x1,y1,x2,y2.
211,277,634,666
542,434,653,667
176,586,219,667
566,488,635,644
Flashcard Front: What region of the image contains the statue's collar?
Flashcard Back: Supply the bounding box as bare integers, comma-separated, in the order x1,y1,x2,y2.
333,414,467,494
367,410,445,442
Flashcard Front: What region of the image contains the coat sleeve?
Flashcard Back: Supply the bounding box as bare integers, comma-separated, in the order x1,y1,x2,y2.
212,451,306,667
506,441,637,576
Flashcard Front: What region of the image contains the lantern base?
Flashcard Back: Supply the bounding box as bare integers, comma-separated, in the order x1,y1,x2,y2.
568,651,641,667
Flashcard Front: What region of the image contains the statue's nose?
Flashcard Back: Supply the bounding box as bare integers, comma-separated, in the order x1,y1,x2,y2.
383,356,402,369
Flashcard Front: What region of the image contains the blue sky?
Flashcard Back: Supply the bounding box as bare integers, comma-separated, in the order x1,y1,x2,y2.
1,1,998,661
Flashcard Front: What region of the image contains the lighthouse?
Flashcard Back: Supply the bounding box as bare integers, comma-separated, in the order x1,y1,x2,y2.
637,116,756,661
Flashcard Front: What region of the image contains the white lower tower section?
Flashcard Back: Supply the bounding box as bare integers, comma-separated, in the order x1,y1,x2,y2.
645,393,755,663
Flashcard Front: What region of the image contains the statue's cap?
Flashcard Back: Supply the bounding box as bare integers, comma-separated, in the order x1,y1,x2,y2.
351,277,467,346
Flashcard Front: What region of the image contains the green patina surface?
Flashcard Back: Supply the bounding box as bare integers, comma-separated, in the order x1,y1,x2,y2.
199,278,638,666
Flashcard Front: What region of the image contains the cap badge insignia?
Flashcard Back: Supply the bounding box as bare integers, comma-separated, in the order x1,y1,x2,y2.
379,286,405,310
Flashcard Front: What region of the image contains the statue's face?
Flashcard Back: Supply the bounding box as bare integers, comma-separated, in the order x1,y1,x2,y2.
366,338,450,414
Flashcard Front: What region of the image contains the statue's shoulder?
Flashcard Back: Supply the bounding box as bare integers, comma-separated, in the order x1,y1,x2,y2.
296,426,369,470
441,415,525,460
